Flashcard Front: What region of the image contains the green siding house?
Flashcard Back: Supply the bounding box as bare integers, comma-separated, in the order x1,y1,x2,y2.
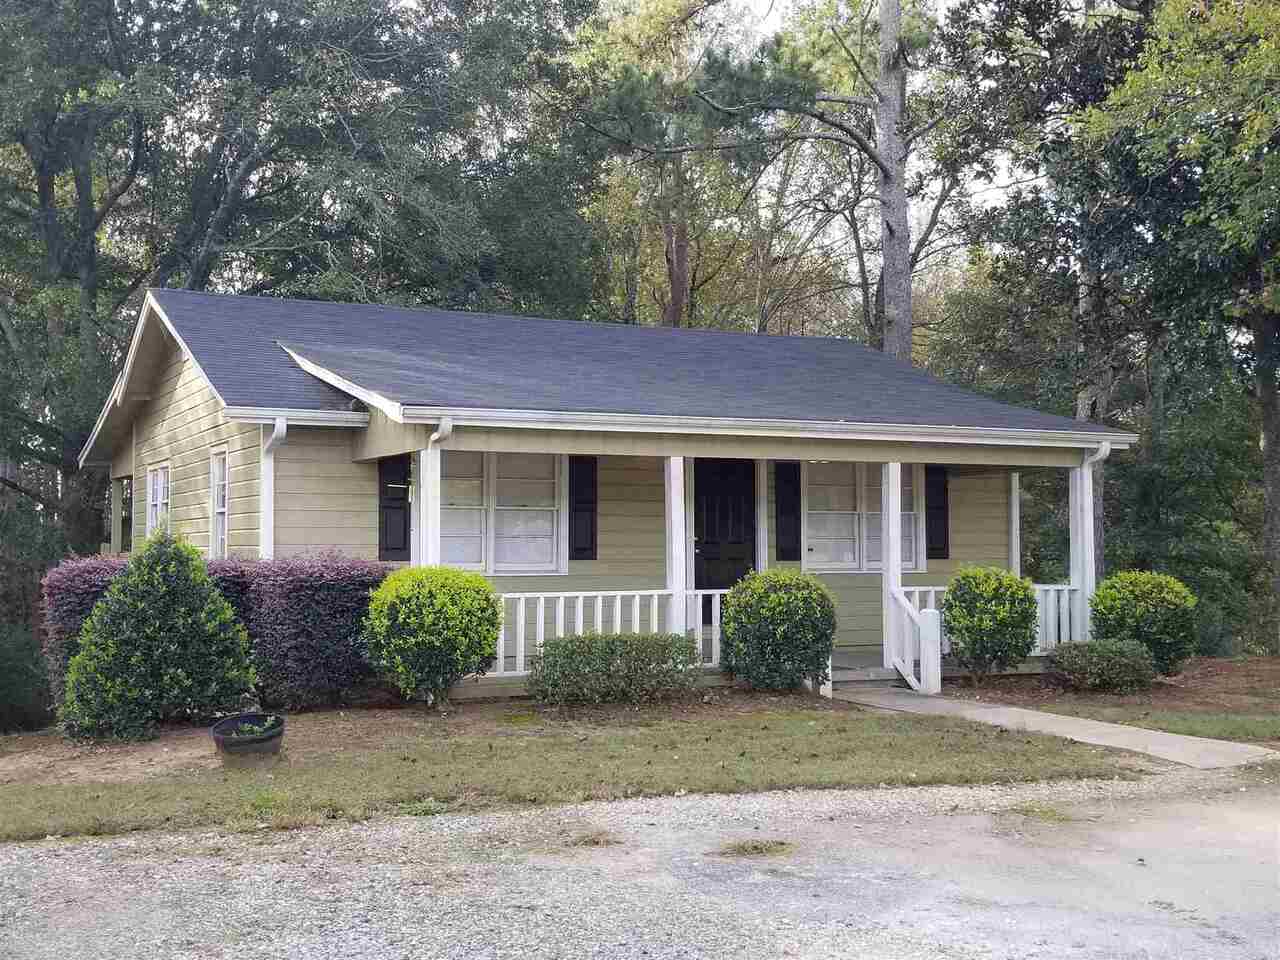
81,290,1135,695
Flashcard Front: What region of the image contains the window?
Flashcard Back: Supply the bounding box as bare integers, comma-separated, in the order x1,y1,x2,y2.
441,452,568,574
803,462,924,572
568,456,597,561
925,465,949,560
146,465,170,535
209,450,229,559
119,477,133,552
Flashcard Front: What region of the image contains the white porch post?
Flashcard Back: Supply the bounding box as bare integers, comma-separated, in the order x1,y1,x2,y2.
1068,462,1096,640
881,461,902,668
420,445,442,565
754,458,769,571
665,456,689,634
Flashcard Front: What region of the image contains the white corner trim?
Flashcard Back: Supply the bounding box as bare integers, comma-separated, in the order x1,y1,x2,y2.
259,417,287,558
399,405,1136,450
1009,471,1021,576
755,458,769,572
278,345,405,423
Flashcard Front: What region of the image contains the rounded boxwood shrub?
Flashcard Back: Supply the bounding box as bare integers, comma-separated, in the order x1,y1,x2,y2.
527,632,699,706
941,566,1038,685
1050,639,1156,693
721,570,836,690
1091,571,1197,675
60,533,255,740
363,566,501,705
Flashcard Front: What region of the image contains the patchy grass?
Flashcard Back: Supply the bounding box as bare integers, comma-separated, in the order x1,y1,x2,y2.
0,692,1137,843
717,838,793,857
564,829,621,848
946,657,1280,747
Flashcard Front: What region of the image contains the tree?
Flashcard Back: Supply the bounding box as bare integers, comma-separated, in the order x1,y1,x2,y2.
1083,0,1280,622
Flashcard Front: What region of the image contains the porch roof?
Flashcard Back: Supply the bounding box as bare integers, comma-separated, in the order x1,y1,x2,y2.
146,288,1128,442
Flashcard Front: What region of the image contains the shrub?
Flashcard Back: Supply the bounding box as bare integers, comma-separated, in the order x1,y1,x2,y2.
526,632,700,706
721,570,836,690
247,553,390,709
41,555,127,706
60,534,255,739
0,623,52,732
941,566,1038,685
1050,639,1156,693
363,566,501,705
1091,571,1197,675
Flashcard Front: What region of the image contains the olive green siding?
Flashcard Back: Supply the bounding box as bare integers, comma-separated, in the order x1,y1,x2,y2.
112,338,260,556
275,427,380,558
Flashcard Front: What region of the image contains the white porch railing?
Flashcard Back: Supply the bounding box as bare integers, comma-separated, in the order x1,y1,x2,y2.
491,589,729,676
888,588,943,693
901,583,1082,656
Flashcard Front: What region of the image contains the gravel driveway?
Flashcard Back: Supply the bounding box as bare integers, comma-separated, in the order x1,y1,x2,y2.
2,768,1275,960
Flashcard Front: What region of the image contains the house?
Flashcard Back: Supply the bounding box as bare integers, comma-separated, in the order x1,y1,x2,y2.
79,289,1136,695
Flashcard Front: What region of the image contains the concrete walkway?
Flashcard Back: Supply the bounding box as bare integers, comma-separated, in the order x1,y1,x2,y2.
835,687,1278,769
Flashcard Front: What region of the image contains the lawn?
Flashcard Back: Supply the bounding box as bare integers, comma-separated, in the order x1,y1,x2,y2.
0,691,1135,842
945,656,1280,746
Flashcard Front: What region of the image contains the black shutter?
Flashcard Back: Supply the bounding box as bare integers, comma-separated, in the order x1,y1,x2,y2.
775,461,801,562
925,465,949,560
378,454,412,561
569,455,597,561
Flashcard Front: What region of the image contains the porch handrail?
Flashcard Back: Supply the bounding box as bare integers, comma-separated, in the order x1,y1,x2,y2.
889,587,942,693
900,582,1082,656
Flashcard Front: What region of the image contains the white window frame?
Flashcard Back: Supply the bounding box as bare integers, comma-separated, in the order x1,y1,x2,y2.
209,447,230,559
441,451,569,576
800,462,926,574
145,463,171,536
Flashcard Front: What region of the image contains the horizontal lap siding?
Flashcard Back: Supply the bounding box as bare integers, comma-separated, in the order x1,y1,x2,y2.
274,427,378,558
127,340,261,556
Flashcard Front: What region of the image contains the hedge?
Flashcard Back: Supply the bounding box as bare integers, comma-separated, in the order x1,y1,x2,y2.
721,570,837,690
526,632,700,706
1050,639,1156,693
41,551,391,711
1091,571,1197,675
941,566,1038,685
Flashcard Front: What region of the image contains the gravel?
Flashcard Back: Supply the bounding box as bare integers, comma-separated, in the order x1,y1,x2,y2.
1,766,1274,960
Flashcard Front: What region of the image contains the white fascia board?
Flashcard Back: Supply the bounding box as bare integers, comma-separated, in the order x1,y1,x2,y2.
278,345,405,423
77,369,127,468
222,406,371,427
399,405,1136,450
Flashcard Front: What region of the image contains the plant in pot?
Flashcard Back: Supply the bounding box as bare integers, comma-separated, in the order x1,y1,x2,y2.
211,712,285,756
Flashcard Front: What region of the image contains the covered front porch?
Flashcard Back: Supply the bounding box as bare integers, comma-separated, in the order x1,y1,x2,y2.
403,437,1107,695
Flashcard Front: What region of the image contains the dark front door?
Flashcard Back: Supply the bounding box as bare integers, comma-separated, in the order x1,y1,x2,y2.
694,459,756,595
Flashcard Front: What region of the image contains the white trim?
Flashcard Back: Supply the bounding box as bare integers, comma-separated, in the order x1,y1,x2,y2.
754,458,769,572
400,404,1136,449
279,345,404,423
801,461,924,574
208,445,230,559
259,418,286,558
423,444,442,565
145,462,171,536
881,462,902,669
665,456,689,633
1009,471,1021,576
684,457,695,592
223,406,370,426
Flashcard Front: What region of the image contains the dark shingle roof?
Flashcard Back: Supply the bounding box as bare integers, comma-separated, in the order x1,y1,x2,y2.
150,288,1117,435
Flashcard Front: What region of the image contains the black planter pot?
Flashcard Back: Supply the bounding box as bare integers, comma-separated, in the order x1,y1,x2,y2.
211,712,285,756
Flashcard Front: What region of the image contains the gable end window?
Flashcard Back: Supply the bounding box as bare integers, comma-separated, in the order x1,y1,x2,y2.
568,456,598,562
925,465,950,560
209,449,229,559
442,451,569,575
378,454,412,562
146,465,170,535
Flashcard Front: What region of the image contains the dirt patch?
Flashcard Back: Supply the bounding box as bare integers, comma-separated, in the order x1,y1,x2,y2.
944,656,1280,746
0,689,851,789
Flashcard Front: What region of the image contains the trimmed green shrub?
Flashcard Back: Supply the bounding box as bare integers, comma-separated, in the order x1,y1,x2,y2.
526,632,700,706
363,566,501,705
721,570,836,690
1050,639,1156,693
60,534,255,740
941,566,1038,685
1091,571,1197,675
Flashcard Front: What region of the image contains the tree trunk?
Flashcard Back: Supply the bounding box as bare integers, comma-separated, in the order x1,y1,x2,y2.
661,157,689,327
875,0,913,362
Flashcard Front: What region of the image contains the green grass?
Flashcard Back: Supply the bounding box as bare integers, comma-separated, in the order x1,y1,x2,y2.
717,838,793,857
1033,705,1280,743
0,708,1135,843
